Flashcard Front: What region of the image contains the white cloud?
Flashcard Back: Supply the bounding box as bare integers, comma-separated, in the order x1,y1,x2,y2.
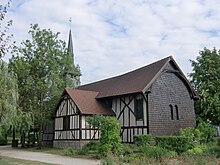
3,0,220,84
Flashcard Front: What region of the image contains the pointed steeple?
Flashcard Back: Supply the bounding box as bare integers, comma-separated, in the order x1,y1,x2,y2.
68,29,74,67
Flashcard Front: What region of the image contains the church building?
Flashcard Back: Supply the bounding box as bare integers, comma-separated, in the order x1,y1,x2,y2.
43,29,198,149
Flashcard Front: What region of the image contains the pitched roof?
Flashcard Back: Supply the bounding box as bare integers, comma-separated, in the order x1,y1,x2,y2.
65,88,114,115
77,56,198,99
77,56,170,98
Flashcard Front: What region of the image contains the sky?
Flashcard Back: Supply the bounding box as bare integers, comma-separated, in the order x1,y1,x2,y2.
2,0,220,85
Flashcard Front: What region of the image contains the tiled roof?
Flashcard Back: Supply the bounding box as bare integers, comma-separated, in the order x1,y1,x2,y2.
65,88,114,115
77,56,171,98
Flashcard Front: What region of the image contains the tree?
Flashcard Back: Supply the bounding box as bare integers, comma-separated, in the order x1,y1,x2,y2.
0,60,32,143
0,0,14,59
0,60,18,135
190,48,220,125
9,24,81,146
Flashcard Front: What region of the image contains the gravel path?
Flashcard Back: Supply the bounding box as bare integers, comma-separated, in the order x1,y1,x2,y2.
0,145,100,165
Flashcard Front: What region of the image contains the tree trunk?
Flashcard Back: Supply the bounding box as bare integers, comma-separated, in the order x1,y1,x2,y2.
12,129,15,140
21,130,25,148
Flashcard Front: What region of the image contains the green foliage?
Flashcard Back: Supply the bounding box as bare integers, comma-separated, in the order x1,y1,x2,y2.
217,137,220,147
197,121,216,143
64,147,75,156
141,145,177,160
0,0,14,59
133,134,152,146
122,144,139,155
0,60,32,136
179,121,216,145
9,24,81,144
86,115,123,157
99,116,122,157
155,136,194,154
77,141,100,155
179,127,201,143
0,135,7,145
185,147,203,155
83,141,100,151
86,115,103,128
190,47,220,125
101,154,121,165
204,146,220,157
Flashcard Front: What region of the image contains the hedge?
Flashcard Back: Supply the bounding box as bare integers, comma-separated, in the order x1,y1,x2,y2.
133,134,152,146
155,136,194,154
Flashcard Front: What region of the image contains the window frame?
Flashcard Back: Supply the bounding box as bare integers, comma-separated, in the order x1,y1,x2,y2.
134,98,144,121
169,104,174,120
63,116,70,130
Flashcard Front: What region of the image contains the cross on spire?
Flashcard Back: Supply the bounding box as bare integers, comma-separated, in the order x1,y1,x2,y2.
69,17,72,30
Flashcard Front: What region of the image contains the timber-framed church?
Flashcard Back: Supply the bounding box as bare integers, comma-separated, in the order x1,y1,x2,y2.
43,30,198,149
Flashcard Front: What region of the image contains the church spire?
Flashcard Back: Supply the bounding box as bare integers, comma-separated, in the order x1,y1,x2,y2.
67,18,74,66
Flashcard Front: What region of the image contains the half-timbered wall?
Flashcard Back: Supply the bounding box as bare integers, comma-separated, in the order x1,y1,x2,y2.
148,62,196,136
54,95,80,141
53,95,99,148
112,94,148,142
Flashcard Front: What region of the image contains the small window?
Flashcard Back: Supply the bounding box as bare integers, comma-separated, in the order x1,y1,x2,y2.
175,105,179,120
134,98,143,121
63,116,70,130
169,105,174,120
105,99,112,108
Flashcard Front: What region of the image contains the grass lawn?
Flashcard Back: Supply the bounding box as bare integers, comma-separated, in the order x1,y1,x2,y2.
0,156,54,165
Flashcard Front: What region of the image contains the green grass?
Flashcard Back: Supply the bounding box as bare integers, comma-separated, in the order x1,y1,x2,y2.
0,156,54,165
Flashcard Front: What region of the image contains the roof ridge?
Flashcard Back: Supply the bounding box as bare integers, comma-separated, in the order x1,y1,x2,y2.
78,56,171,87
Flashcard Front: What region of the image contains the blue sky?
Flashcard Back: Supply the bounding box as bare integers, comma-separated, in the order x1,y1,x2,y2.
2,0,220,84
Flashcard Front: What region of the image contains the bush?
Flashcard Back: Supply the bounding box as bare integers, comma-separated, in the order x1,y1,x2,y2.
141,145,177,160
77,141,100,155
83,141,100,151
122,144,140,155
64,147,75,156
101,153,121,165
98,116,122,157
155,136,194,154
217,137,220,147
197,121,216,144
133,134,152,146
204,146,220,156
179,127,201,143
185,147,203,155
0,136,7,145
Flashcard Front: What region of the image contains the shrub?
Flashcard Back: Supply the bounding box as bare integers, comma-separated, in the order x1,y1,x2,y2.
64,147,75,156
133,134,152,146
83,141,100,151
141,145,177,160
197,121,216,144
122,144,139,155
0,136,7,145
98,116,122,157
204,146,220,156
101,153,121,165
87,115,122,157
155,136,194,154
77,141,100,155
216,137,220,147
185,147,203,155
179,127,201,143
